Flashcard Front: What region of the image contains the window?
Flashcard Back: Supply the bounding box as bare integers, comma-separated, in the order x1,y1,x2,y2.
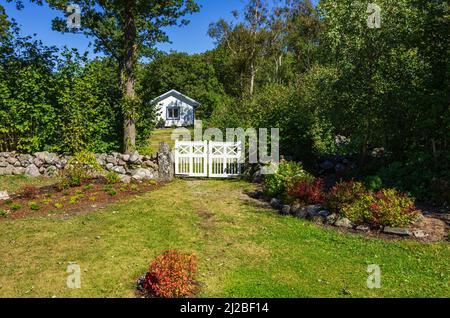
167,107,180,120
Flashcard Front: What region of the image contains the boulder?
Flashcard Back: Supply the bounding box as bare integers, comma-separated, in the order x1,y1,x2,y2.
119,175,131,184
6,156,18,165
25,164,41,177
270,198,282,210
355,225,370,232
122,154,130,162
0,191,9,201
131,168,155,181
318,210,330,218
291,204,308,219
12,167,25,175
33,158,44,168
281,205,291,216
129,151,140,163
383,227,411,236
335,217,354,228
106,156,117,165
157,143,174,182
112,166,126,175
306,205,323,218
326,213,338,225
105,163,114,171
45,166,58,177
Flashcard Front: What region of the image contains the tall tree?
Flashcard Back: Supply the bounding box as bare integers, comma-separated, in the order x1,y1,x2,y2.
33,0,200,153
209,0,271,98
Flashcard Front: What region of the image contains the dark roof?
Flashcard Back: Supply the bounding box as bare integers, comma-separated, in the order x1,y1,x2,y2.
150,89,201,107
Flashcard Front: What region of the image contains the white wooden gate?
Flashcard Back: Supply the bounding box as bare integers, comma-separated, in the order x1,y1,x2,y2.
174,141,208,177
174,140,242,178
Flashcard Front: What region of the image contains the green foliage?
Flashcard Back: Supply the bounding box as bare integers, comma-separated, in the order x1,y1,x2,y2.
60,151,101,188
365,176,383,191
341,189,420,228
28,201,40,210
10,203,22,211
105,171,121,185
263,160,309,198
54,202,63,209
0,209,8,217
327,181,367,215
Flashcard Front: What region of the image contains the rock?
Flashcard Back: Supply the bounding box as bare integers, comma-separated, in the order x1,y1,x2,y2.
415,213,425,222
119,175,131,184
158,143,173,182
356,225,370,232
25,164,41,177
281,205,291,216
335,163,346,173
44,166,58,177
106,156,117,165
142,160,158,170
412,230,428,238
6,156,17,165
117,159,126,166
12,167,24,175
105,163,114,171
335,217,354,228
112,166,126,175
326,213,338,225
252,169,263,184
306,205,323,218
129,151,140,163
0,191,10,201
383,227,411,236
320,160,334,170
42,152,57,164
131,168,155,181
270,198,282,210
291,204,308,219
318,210,330,218
33,158,44,168
13,161,21,167
311,216,325,224
0,158,7,167
122,154,130,162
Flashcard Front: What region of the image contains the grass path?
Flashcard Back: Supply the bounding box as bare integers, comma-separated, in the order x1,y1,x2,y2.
0,178,448,298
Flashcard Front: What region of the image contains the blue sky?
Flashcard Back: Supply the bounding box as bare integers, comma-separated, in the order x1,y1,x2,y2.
2,0,246,56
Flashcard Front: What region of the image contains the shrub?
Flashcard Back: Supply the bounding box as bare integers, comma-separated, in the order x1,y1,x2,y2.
10,203,22,211
28,201,40,210
286,176,325,205
0,209,8,217
341,189,420,228
54,202,63,209
143,250,198,298
83,184,94,191
327,181,366,214
106,171,121,184
365,175,382,191
264,160,308,198
69,196,78,205
60,151,102,188
20,186,39,199
107,189,117,196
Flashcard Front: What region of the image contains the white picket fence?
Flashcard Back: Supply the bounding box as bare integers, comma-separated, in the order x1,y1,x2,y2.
174,140,242,178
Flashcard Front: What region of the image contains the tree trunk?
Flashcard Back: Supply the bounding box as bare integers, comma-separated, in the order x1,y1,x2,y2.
249,63,256,97
122,0,137,154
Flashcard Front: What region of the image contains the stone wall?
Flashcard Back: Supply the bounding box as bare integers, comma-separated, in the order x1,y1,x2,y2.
0,142,174,182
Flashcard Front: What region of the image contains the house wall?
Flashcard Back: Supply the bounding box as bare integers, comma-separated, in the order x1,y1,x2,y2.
156,96,195,127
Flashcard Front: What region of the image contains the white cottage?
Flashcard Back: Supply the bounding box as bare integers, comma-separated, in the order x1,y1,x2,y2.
151,89,201,127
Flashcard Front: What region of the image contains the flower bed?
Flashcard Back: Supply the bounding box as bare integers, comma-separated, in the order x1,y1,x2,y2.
259,161,448,241
0,177,163,220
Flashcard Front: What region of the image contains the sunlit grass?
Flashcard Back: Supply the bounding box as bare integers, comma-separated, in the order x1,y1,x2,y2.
0,177,448,298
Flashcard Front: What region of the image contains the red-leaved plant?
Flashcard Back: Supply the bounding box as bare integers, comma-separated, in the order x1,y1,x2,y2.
286,176,325,205
144,250,198,298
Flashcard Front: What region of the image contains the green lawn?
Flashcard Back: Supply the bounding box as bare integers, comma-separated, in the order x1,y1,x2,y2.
145,128,193,153
0,176,448,298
